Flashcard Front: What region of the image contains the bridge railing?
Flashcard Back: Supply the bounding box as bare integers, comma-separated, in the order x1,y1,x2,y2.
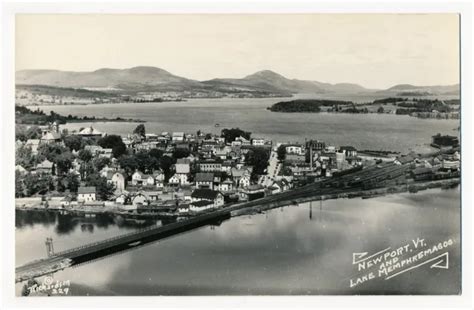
53,210,232,257
54,223,162,256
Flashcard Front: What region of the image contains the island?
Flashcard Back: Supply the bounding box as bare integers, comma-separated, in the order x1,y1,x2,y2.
267,97,460,119
267,99,353,113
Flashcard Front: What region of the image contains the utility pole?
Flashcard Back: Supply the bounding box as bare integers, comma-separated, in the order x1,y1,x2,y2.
45,237,54,257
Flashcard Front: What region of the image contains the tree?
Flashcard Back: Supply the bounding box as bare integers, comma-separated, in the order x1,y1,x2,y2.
148,148,163,161
377,106,384,113
78,149,93,163
221,128,251,143
135,151,159,173
245,147,270,181
133,124,146,137
55,151,74,175
25,126,41,140
63,135,83,151
97,135,126,158
23,173,54,196
16,145,35,169
92,156,111,172
15,170,24,198
118,155,139,176
173,148,190,160
79,161,95,180
36,143,68,163
85,173,115,201
159,155,175,181
80,137,95,149
15,125,28,142
277,145,286,161
65,172,80,193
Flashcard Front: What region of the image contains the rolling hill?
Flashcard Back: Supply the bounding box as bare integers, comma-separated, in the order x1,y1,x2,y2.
16,66,460,97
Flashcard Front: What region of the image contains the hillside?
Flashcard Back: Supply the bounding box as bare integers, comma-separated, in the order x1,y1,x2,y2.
377,83,460,96
16,66,460,99
16,66,201,92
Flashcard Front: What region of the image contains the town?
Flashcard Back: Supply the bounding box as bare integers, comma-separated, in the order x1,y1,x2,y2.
15,120,461,218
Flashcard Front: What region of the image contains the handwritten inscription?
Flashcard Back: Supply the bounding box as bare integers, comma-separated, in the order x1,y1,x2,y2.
26,276,71,296
350,238,454,288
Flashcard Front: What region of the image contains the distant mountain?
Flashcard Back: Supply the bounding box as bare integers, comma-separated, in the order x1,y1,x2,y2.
202,70,375,95
202,70,324,95
379,83,460,96
16,66,459,97
16,66,201,92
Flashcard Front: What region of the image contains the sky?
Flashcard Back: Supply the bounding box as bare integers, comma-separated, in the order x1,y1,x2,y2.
16,14,459,89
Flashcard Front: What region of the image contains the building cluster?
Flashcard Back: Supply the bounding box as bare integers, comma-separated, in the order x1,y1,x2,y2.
16,122,461,216
15,89,114,106
403,151,461,181
277,140,361,180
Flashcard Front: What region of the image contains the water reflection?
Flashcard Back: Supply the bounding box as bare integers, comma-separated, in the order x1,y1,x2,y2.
16,210,165,233
16,188,460,295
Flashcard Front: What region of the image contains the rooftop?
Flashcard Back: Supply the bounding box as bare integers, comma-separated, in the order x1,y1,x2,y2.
191,200,214,207
191,188,221,200
41,132,61,140
79,127,102,136
37,159,53,169
78,186,96,194
195,172,214,182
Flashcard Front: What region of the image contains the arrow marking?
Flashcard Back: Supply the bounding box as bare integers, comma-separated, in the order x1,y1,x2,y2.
385,252,449,280
352,247,391,265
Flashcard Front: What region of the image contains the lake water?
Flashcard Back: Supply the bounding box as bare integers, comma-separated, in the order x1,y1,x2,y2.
33,98,460,154
16,187,461,295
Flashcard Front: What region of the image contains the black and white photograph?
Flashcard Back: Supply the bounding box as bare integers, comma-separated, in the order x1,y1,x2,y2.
1,2,472,306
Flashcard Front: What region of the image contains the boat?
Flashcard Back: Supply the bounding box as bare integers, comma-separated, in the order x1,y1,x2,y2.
128,241,141,247
215,123,220,127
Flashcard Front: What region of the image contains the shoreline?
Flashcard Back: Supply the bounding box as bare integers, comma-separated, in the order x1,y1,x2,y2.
15,178,460,219
230,178,460,217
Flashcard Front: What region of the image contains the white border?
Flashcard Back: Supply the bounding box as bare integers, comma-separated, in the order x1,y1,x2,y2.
1,0,472,309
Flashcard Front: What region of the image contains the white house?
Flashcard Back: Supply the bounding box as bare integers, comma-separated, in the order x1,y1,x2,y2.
178,204,190,214
218,179,234,192
25,139,40,154
154,171,165,189
191,189,225,208
172,132,185,142
270,179,291,194
195,172,214,190
189,200,215,212
78,126,103,140
111,172,126,192
175,158,191,174
15,165,27,174
131,193,148,208
239,174,251,188
251,138,266,146
36,159,54,174
168,174,181,186
339,146,358,157
285,144,304,155
78,187,97,202
115,192,130,205
132,171,151,185
176,173,189,185
146,175,155,186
